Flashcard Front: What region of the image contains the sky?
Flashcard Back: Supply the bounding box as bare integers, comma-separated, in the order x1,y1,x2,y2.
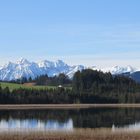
0,0,140,68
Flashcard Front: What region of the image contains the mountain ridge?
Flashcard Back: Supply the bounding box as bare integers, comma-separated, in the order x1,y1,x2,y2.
0,58,140,82
0,58,86,81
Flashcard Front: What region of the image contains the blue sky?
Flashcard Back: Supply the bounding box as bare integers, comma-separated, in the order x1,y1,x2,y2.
0,0,140,67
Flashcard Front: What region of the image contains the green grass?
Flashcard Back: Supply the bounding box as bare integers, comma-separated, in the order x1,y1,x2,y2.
0,82,57,91
0,82,72,91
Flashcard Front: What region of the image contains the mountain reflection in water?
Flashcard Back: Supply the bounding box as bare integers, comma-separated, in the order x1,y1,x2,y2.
112,122,140,132
0,119,73,132
0,108,140,132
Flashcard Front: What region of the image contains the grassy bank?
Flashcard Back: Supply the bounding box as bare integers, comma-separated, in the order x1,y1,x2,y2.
0,82,72,91
0,82,57,91
0,128,140,140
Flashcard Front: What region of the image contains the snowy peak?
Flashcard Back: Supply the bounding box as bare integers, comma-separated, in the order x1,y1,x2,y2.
0,58,139,81
3,62,16,69
66,65,86,78
0,59,85,81
112,65,135,74
38,60,54,68
38,60,69,68
54,60,68,67
17,58,30,65
102,66,136,75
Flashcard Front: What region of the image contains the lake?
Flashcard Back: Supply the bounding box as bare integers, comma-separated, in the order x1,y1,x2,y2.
0,107,140,132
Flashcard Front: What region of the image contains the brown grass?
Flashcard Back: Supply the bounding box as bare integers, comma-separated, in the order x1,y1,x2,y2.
0,128,140,140
23,82,36,86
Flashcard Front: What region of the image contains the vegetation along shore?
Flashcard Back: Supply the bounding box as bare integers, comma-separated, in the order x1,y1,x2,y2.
0,128,140,140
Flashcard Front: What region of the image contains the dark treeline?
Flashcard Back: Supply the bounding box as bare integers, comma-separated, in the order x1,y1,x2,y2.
35,73,71,86
10,73,72,86
73,69,140,103
1,69,140,104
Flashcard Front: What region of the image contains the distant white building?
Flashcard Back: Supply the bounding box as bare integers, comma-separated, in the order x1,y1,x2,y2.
58,85,63,88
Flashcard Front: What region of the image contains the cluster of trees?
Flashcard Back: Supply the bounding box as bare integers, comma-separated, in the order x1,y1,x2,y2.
73,69,140,94
73,69,140,103
9,77,33,84
10,73,72,86
35,73,71,86
0,86,73,104
1,69,140,104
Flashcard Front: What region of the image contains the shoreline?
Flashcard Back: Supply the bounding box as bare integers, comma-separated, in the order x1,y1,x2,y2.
0,104,140,110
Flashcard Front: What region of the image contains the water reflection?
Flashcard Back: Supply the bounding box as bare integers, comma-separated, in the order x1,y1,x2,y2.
0,119,73,132
112,122,140,132
0,108,140,132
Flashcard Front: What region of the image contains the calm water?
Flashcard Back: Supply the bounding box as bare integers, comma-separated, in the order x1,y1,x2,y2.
0,107,140,132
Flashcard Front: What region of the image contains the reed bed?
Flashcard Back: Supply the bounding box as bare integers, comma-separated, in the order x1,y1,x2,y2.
0,128,140,140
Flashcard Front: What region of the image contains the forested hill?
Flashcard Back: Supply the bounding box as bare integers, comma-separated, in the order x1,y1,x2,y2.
73,69,140,95
0,69,140,104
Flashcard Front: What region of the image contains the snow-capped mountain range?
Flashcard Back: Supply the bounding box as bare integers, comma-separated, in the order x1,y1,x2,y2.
0,58,140,82
0,58,85,81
